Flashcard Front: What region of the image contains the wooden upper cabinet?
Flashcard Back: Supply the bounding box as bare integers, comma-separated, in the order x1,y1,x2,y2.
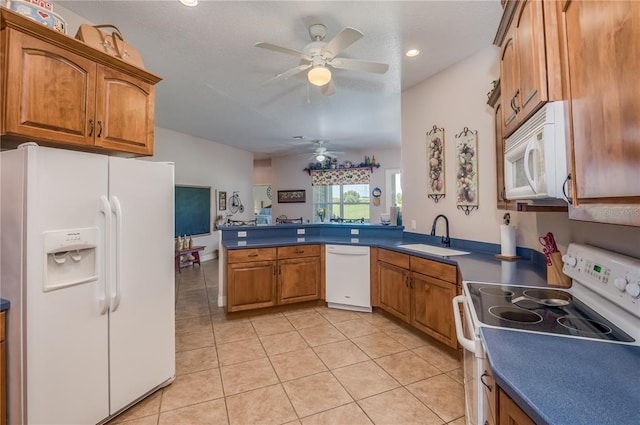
499,0,559,137
1,8,161,156
4,30,96,146
94,66,154,155
513,0,547,119
562,0,640,226
500,30,519,133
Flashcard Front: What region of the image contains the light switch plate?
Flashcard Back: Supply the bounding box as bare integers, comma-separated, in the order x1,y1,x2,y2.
297,229,305,235
351,238,359,243
237,231,247,238
238,240,246,246
297,237,305,242
350,229,359,235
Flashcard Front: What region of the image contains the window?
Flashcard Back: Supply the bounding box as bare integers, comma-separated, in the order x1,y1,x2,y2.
313,184,370,223
385,168,402,209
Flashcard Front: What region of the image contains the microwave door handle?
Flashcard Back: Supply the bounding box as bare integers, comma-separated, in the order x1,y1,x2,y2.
523,139,538,192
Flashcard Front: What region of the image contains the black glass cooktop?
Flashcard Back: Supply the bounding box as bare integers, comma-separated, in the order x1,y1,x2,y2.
466,282,634,343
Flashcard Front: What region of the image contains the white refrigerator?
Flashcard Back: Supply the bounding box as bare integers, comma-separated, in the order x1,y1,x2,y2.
1,144,176,424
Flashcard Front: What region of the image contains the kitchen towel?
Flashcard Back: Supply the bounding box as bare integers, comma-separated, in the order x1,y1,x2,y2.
500,224,516,257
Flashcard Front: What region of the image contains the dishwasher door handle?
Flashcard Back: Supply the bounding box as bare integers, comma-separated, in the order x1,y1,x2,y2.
326,245,369,256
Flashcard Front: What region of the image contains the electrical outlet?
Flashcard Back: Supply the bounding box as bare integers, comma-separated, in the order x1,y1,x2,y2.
350,229,359,235
411,220,417,230
297,229,305,235
238,240,246,246
297,237,305,242
351,238,359,243
237,231,247,237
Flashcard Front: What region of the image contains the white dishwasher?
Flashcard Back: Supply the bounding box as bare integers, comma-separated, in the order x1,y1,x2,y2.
325,244,371,312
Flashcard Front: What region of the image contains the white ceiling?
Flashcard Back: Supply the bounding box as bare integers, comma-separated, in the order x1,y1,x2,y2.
58,1,502,158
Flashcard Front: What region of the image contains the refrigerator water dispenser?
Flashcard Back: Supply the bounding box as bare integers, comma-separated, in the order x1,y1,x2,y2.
43,227,98,291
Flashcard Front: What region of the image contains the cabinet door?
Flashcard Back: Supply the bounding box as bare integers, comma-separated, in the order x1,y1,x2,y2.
278,256,320,304
4,29,96,146
378,261,410,323
563,0,640,226
227,260,277,312
0,312,4,425
513,0,547,121
94,65,154,155
500,28,519,135
499,389,536,425
410,272,457,349
494,100,512,210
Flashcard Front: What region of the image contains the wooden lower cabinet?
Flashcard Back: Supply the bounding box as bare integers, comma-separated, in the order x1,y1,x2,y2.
227,260,277,312
226,245,321,313
499,388,535,425
278,256,321,304
482,357,498,425
378,260,411,322
410,272,457,348
377,249,458,349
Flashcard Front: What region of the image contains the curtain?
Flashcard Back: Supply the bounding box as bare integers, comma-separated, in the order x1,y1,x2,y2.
311,168,371,185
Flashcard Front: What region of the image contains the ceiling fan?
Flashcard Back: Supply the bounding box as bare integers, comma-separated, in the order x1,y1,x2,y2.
303,140,343,162
255,24,389,96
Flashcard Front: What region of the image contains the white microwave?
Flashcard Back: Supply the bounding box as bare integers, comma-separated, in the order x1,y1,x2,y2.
504,101,568,201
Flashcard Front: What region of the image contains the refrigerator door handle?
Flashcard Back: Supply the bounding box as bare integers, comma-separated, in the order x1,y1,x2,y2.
99,196,112,315
110,195,123,312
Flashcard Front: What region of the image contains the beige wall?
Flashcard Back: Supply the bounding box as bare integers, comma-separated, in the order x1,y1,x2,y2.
401,46,640,259
150,127,255,258
270,148,401,223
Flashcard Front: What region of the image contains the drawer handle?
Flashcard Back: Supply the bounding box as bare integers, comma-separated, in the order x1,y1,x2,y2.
248,253,259,257
294,249,305,254
481,371,493,392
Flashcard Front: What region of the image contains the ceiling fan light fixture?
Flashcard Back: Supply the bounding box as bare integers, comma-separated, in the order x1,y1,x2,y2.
308,66,332,86
406,49,420,57
315,154,326,162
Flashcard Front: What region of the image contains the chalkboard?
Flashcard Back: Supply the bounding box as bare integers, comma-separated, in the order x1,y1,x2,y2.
175,185,211,237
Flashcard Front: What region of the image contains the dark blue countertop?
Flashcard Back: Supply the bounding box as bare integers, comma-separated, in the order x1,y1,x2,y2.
0,298,9,311
219,223,638,423
481,328,640,425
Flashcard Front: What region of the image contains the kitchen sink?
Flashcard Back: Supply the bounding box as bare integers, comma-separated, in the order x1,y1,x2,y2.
397,244,470,257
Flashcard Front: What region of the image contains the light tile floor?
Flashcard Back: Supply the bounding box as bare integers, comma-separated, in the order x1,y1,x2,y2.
109,260,466,425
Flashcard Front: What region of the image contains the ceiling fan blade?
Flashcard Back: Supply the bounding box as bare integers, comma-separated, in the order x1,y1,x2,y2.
321,79,336,96
320,27,363,59
255,42,311,60
261,63,312,85
328,58,389,74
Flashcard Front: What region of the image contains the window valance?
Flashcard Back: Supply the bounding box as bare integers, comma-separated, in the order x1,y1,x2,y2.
311,168,371,186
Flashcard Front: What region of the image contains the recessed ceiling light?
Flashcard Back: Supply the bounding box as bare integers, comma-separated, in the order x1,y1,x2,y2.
406,49,420,57
179,0,198,7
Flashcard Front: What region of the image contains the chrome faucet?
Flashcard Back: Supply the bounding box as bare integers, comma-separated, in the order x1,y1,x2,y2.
430,214,451,247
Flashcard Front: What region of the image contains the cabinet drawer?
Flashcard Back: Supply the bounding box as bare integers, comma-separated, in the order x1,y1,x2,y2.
228,248,277,263
378,248,410,269
278,244,320,259
410,256,456,282
0,311,4,341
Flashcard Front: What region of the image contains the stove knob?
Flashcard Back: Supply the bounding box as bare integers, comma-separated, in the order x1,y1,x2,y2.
625,283,640,299
562,255,577,268
614,278,628,292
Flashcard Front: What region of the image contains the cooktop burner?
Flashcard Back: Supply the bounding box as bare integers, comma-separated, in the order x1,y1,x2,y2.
466,282,635,343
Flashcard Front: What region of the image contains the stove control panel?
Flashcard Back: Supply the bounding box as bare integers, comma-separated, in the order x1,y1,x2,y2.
563,243,640,317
